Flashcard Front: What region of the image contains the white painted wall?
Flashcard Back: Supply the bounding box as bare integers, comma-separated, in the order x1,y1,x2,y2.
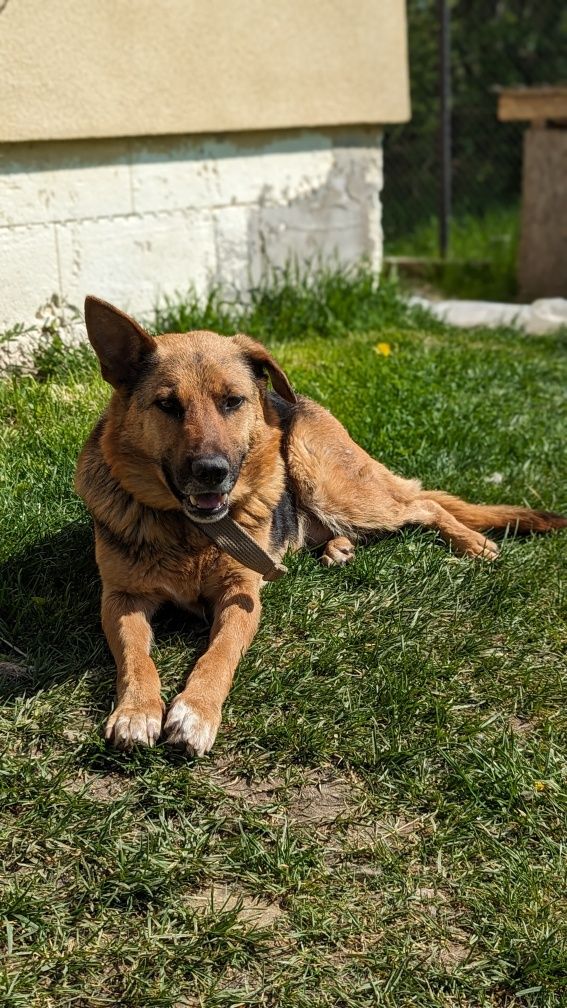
0,127,383,361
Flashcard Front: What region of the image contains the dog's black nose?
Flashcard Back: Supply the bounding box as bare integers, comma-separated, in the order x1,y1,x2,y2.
190,455,230,486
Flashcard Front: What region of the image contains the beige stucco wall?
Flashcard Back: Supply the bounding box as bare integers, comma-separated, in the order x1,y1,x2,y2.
0,0,409,142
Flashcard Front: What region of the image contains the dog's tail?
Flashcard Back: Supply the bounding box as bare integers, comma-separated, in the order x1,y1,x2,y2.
419,490,567,534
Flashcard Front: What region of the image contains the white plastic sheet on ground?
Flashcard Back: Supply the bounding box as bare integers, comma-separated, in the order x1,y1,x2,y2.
409,296,567,335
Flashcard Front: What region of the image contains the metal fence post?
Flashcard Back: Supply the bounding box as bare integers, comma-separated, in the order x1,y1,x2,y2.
438,0,452,259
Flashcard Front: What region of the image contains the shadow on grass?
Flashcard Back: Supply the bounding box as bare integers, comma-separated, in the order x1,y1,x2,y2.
0,520,210,703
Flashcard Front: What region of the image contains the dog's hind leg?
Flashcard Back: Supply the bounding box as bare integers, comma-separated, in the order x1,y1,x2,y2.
418,489,567,535
399,498,499,559
288,400,564,558
287,400,499,559
316,499,498,561
287,400,426,536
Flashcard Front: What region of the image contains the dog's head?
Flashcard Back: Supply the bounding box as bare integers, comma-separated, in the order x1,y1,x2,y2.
84,296,296,522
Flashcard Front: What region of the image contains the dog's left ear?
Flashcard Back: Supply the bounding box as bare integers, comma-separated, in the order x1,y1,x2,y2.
234,334,297,404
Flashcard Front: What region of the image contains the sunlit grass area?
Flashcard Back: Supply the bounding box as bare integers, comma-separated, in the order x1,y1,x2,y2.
1,271,566,1006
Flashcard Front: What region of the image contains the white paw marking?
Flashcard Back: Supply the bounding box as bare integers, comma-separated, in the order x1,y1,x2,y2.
164,699,219,756
105,709,162,749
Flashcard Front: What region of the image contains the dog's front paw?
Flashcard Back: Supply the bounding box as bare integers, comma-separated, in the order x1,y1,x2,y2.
105,701,164,750
164,695,221,756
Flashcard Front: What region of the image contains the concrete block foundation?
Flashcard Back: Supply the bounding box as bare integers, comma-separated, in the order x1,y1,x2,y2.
0,126,383,354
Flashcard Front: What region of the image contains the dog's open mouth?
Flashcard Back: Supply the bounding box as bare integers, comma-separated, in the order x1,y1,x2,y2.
183,492,229,523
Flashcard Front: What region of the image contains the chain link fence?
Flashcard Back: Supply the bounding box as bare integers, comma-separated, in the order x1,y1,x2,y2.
382,0,567,300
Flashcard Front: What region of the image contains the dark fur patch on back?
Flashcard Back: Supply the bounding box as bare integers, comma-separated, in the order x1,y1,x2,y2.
266,391,300,552
270,488,299,552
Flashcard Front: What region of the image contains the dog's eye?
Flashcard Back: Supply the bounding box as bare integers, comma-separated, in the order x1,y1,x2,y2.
223,395,244,412
154,397,183,419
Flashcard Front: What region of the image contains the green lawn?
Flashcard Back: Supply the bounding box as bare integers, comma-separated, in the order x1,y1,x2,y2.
1,273,566,1007
386,204,520,301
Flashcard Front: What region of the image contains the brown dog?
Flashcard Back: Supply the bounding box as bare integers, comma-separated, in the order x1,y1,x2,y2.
76,296,566,755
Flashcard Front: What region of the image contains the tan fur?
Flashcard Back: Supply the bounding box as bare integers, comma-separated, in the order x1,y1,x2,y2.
76,297,566,754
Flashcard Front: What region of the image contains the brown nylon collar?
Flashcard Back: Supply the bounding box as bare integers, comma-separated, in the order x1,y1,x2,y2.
184,511,288,581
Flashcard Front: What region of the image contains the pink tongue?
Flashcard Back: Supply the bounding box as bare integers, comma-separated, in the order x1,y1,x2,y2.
196,493,223,510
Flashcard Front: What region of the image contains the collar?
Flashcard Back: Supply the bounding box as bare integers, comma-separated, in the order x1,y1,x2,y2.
185,512,287,581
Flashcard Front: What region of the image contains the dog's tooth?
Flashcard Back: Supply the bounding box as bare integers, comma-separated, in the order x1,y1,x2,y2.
189,495,198,506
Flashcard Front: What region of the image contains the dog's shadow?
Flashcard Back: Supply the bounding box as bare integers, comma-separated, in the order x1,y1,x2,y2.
0,520,209,705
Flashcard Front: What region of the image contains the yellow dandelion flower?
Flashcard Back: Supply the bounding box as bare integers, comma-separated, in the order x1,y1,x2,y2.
374,342,392,357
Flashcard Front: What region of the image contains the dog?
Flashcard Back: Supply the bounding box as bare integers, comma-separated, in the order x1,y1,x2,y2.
76,296,566,755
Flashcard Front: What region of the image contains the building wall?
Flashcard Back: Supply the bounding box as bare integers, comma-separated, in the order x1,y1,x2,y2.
0,128,383,342
1,0,409,141
0,1,406,356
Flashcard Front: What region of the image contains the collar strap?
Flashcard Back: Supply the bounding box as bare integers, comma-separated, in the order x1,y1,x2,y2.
186,512,288,581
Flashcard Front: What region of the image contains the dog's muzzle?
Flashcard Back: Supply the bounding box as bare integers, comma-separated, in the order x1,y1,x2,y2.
166,463,287,579
164,456,234,523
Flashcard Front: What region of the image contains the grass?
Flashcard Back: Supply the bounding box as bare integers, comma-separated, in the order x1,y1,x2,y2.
385,204,520,301
1,268,566,1007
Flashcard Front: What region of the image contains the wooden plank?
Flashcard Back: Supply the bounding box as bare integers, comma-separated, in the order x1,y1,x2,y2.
498,87,567,123
518,128,567,299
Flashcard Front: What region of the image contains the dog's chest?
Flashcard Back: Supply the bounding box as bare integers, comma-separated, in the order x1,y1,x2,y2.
143,539,223,603
95,512,222,603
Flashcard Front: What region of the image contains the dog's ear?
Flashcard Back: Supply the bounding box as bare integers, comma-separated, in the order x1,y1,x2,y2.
234,334,297,404
84,296,157,389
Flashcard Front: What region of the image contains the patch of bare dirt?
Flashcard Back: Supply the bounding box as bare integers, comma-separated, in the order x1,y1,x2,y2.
64,772,133,803
345,813,432,852
184,882,283,927
220,774,285,805
286,771,355,825
436,930,472,970
0,660,33,681
203,762,359,826
411,886,443,918
407,883,476,973
202,760,286,806
60,714,97,743
508,715,537,737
